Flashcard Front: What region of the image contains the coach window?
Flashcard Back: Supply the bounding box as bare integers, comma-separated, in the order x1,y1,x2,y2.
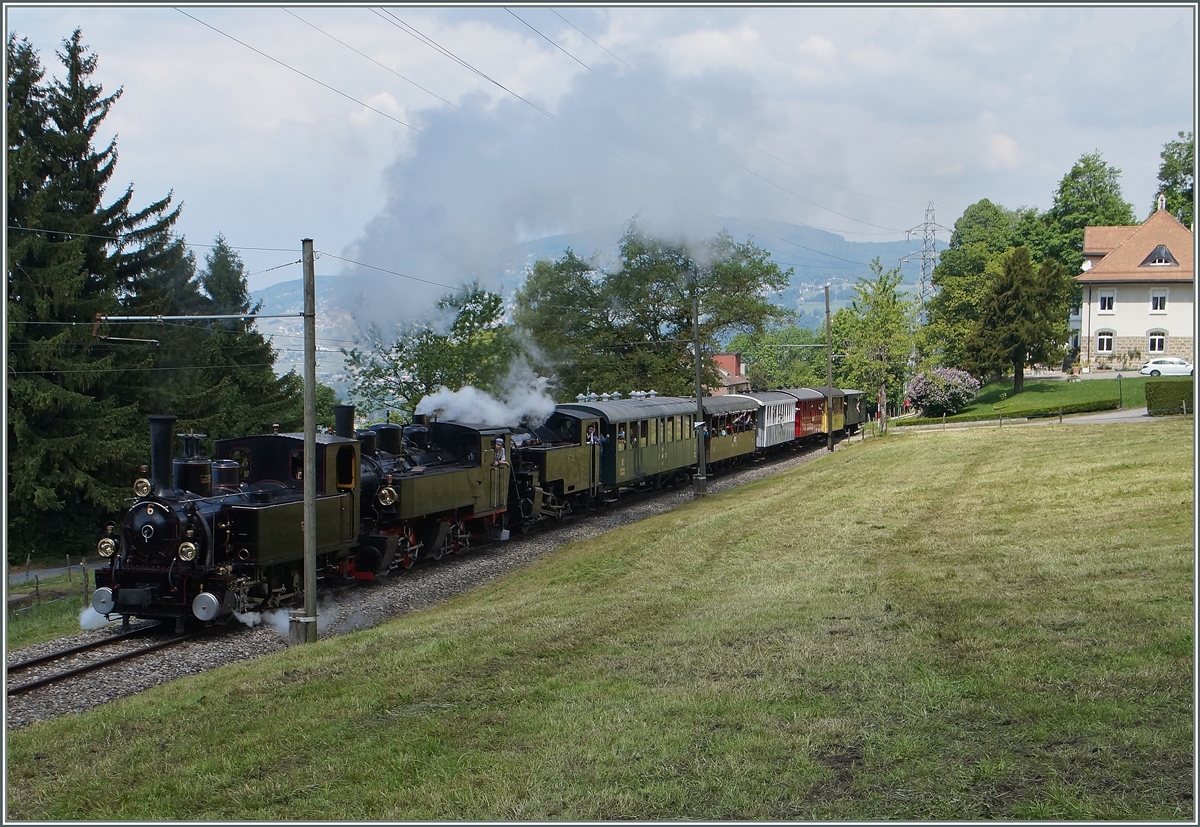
289,448,304,481
617,422,628,450
638,420,648,446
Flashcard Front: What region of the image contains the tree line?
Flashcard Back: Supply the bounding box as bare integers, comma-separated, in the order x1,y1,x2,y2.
6,29,1193,564
7,31,314,564
349,135,1192,425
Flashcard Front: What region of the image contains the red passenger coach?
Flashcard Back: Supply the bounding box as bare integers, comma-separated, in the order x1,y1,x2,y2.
780,387,825,440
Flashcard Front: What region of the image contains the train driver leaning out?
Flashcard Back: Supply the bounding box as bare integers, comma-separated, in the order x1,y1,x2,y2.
491,437,508,467
586,423,602,445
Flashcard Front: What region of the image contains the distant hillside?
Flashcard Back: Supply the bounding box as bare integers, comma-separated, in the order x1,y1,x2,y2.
251,219,945,393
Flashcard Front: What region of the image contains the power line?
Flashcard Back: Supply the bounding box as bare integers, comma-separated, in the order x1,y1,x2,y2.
282,8,467,114
7,224,301,254
547,9,919,216
175,8,421,133
9,363,277,376
372,8,555,120
316,252,464,293
506,8,598,76
498,10,909,237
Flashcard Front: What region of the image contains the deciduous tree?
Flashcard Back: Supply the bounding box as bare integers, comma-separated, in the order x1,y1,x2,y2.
1043,151,1136,273
833,258,916,425
514,222,792,399
1153,130,1194,228
345,284,518,421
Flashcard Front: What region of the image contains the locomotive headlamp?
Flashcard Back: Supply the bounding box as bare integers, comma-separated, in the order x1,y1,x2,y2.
97,537,117,558
178,541,198,562
377,486,398,506
133,478,152,497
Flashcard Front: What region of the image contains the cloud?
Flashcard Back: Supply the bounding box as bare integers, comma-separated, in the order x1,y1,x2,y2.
984,134,1020,171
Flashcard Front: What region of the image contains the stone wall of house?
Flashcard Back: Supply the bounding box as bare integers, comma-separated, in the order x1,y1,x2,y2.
1084,335,1194,368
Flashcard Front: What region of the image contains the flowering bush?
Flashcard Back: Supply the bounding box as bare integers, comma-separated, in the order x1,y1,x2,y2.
906,368,981,416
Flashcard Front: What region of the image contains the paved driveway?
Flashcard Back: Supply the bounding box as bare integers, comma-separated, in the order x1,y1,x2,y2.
895,406,1187,432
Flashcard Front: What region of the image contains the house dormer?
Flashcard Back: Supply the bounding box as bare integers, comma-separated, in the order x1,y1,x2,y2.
1140,245,1179,267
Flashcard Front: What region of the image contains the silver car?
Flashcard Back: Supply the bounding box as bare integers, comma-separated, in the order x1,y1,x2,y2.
1139,357,1194,377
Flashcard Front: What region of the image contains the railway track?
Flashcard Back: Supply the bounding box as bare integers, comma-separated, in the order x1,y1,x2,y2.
7,624,198,697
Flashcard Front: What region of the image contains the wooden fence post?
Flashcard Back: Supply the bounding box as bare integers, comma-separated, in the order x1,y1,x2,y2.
67,554,73,585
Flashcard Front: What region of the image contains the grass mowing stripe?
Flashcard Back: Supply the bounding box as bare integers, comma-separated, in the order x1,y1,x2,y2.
5,420,1192,820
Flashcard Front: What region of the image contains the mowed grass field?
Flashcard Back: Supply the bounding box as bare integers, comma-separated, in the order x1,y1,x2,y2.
6,420,1194,820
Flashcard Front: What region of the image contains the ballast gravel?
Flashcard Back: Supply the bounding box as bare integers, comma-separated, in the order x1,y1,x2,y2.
6,443,842,730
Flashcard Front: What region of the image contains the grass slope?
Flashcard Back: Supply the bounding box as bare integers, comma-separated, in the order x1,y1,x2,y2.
6,421,1193,821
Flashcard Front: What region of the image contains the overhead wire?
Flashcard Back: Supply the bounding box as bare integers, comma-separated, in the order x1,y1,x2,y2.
549,8,917,212
174,8,421,133
511,8,907,235
372,8,556,120
282,8,467,114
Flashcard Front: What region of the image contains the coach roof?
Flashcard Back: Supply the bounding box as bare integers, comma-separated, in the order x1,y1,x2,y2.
558,396,698,421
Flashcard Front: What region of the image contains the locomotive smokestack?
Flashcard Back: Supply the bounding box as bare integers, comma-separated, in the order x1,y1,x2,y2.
334,405,356,439
148,415,177,497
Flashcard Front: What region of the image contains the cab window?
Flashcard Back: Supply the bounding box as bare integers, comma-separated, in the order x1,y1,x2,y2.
336,445,357,490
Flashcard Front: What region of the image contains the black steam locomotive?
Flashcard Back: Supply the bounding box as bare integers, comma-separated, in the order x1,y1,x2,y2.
92,405,512,632
93,389,865,631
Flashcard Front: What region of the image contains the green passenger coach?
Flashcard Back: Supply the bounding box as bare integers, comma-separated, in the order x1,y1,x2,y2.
558,396,700,489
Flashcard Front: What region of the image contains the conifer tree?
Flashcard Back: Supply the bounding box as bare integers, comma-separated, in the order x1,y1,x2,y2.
964,246,1072,393
176,236,306,440
6,30,180,563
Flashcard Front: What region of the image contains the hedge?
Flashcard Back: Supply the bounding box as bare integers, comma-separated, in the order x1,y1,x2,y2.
902,398,1120,426
1144,378,1195,416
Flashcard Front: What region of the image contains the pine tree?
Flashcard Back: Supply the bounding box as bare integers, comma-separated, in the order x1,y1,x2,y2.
965,247,1072,393
173,236,305,441
6,30,181,563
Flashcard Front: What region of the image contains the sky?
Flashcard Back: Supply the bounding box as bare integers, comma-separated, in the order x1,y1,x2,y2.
5,4,1196,325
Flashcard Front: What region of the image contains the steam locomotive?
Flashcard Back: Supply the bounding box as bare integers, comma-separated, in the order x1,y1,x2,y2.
92,388,865,631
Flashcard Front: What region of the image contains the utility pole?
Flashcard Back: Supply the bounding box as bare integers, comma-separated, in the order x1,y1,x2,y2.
296,239,318,644
825,284,834,453
693,276,707,498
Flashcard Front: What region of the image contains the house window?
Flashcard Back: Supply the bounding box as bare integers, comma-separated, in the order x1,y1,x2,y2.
1098,292,1115,312
1148,332,1166,354
1151,291,1167,312
1096,332,1114,354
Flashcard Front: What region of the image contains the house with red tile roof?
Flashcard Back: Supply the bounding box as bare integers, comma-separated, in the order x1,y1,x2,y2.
711,353,751,395
1076,202,1194,370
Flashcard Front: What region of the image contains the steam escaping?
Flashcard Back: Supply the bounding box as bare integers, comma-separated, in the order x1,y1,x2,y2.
79,607,116,631
415,360,559,428
235,596,342,637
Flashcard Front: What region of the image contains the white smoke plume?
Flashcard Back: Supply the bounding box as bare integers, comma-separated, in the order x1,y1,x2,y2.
79,607,116,631
415,360,558,428
235,596,342,638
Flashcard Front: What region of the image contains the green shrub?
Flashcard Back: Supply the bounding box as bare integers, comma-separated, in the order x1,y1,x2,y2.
1144,378,1194,416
